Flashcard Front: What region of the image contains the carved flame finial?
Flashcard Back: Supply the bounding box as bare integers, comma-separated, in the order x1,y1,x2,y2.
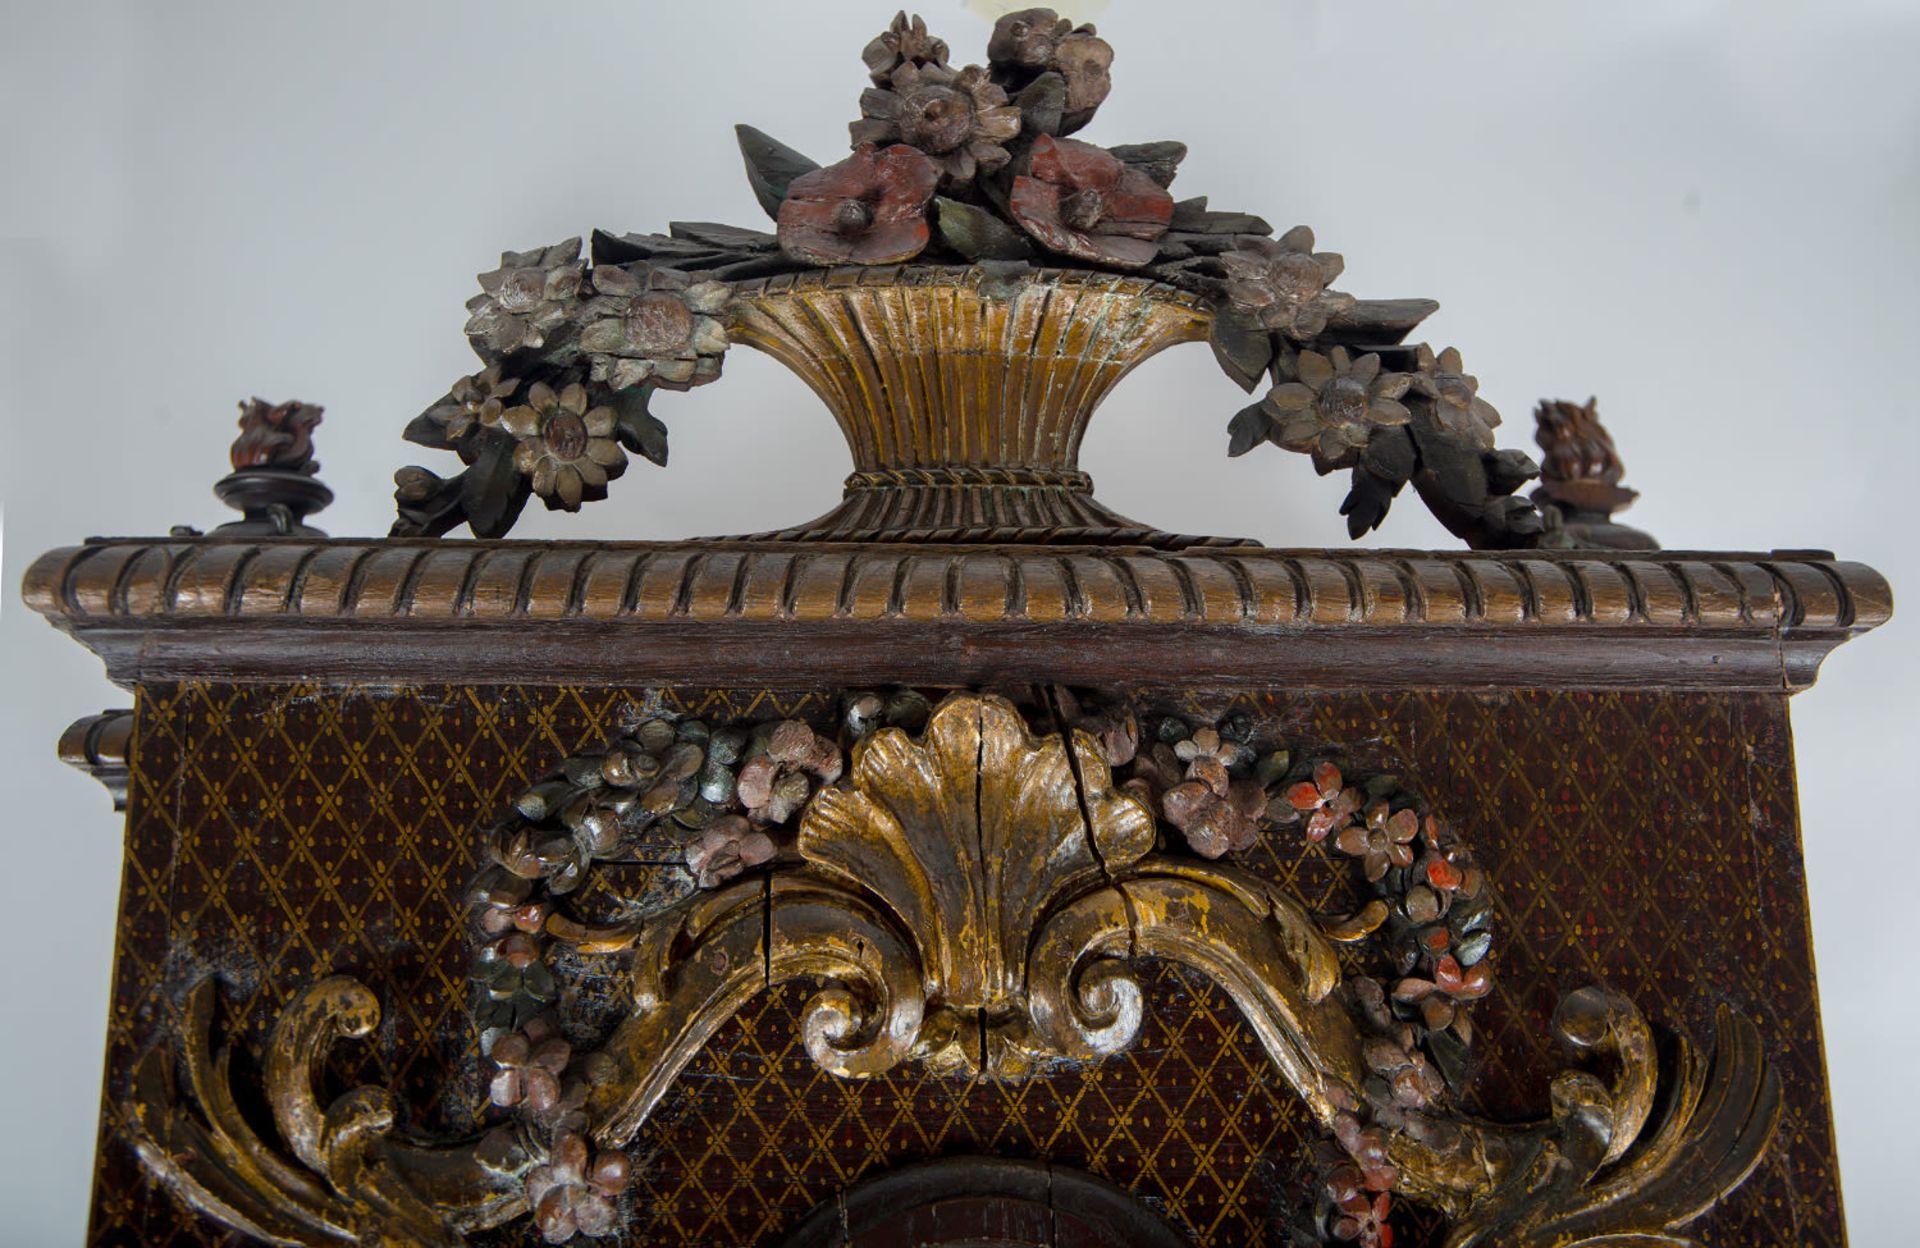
231,397,324,475
1531,397,1658,549
212,397,333,537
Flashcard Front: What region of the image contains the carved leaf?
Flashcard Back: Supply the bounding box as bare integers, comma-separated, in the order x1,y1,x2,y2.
735,124,822,221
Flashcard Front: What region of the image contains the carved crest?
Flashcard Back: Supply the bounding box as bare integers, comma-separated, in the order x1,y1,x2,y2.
128,691,1778,1247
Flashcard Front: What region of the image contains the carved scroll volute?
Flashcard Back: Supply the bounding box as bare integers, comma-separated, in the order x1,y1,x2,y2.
798,695,1155,1018
1026,856,1363,1123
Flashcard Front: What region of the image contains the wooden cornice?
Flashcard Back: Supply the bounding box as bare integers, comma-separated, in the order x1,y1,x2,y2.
21,538,1890,691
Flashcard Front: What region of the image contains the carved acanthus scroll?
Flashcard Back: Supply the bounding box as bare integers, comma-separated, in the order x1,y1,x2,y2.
129,691,1778,1248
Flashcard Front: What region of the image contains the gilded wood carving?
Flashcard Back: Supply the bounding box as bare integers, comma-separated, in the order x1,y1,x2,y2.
128,691,1779,1247
386,8,1589,549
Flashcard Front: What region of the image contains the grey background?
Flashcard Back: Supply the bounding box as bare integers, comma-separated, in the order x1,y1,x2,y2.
2,1,1914,1242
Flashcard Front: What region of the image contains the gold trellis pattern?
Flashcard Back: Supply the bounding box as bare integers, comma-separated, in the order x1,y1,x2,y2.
87,683,1840,1247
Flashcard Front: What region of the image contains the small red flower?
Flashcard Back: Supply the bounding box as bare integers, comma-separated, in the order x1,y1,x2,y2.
1008,135,1173,269
778,144,941,266
1392,954,1492,1032
1286,761,1363,842
1332,1189,1393,1248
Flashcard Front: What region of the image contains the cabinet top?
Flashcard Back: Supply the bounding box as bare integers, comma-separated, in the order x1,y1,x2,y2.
23,537,1889,693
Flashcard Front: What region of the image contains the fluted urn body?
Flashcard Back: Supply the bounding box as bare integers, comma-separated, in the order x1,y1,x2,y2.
726,265,1235,545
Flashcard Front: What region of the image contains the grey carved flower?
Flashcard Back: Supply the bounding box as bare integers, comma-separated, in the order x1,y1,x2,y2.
1264,347,1413,467
1221,226,1355,341
851,62,1022,188
987,10,1114,132
862,10,949,84
1410,344,1501,450
464,238,584,356
425,365,519,441
500,381,627,510
988,7,1073,73
579,269,730,392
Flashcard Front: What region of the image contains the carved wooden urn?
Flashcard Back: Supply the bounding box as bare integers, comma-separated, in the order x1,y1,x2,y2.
728,267,1218,543
23,8,1888,1248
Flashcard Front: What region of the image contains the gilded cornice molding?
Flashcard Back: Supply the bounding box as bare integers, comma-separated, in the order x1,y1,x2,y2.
23,539,1890,690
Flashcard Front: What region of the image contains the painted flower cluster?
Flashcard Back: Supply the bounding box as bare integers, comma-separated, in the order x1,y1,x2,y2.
392,7,1551,550
1055,695,1498,1248
467,707,845,1242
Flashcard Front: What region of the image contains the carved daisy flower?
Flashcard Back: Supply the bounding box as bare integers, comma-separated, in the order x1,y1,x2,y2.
861,10,950,85
1410,344,1501,450
1221,226,1356,341
464,238,584,356
1263,347,1413,468
851,62,1022,188
579,270,730,392
500,382,627,510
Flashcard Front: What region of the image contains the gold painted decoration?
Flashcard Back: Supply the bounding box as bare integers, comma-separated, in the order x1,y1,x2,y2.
126,978,524,1247
126,690,1780,1247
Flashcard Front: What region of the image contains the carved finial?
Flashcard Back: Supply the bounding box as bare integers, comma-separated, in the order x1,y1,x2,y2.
212,398,333,536
230,397,323,475
1530,397,1657,549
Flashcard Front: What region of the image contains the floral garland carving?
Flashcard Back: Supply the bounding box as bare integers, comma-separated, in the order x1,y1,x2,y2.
129,689,1776,1248
391,8,1556,548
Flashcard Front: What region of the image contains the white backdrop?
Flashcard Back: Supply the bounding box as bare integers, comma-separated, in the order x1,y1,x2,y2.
3,1,1915,1242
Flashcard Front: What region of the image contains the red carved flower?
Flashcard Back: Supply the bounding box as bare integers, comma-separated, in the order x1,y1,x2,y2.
777,144,941,266
1332,1188,1394,1248
1336,800,1420,882
1008,135,1173,269
1286,761,1364,842
1392,954,1492,1032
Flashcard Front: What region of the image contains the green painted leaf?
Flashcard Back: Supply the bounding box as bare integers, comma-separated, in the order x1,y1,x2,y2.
1210,309,1274,393
934,198,1036,262
613,386,670,467
1227,402,1271,458
402,409,456,451
736,125,821,221
461,429,531,538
